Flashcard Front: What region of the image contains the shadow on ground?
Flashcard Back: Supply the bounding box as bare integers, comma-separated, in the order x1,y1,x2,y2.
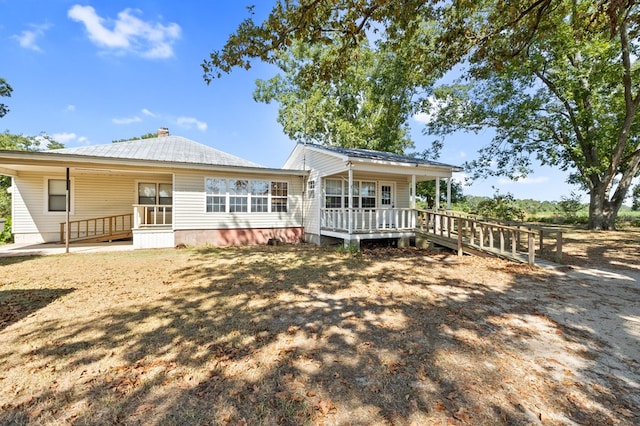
0,246,637,425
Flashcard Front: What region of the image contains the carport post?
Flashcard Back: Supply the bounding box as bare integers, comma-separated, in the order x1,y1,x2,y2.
65,167,70,253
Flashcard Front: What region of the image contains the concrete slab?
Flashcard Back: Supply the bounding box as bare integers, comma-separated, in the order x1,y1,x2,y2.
0,241,134,257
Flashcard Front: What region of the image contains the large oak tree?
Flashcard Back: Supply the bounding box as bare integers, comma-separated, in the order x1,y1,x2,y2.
203,1,639,229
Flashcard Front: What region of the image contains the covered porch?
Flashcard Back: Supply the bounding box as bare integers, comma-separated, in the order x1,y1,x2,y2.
316,163,455,247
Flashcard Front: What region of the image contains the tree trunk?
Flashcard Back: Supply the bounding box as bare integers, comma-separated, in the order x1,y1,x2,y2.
588,185,618,230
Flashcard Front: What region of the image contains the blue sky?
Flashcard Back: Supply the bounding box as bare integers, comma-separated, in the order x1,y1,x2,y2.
1,1,579,202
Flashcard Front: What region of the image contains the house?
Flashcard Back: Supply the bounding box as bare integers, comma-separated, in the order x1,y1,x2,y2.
0,129,460,249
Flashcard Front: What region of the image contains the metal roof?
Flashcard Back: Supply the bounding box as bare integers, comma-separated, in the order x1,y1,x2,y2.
305,143,461,170
49,136,264,168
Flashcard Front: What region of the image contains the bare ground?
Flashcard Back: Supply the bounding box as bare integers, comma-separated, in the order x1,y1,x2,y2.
0,229,638,425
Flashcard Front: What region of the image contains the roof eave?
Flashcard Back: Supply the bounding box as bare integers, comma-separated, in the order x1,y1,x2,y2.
0,151,308,176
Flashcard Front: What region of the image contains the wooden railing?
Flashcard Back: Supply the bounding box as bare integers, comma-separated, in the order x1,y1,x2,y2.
416,210,563,265
60,213,133,243
321,208,417,232
133,204,172,228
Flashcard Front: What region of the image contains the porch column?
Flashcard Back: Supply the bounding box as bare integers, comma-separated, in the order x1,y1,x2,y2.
65,167,70,254
347,163,353,234
446,177,452,210
317,176,322,245
411,175,416,209
435,178,441,211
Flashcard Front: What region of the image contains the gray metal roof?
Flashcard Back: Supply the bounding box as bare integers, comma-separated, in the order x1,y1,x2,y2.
48,136,264,168
305,143,461,170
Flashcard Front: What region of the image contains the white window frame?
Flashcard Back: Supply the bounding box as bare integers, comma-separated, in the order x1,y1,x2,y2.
43,177,75,215
324,179,377,209
205,178,289,213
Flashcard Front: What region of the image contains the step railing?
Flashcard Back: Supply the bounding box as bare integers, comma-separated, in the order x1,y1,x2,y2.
416,210,563,265
60,213,133,242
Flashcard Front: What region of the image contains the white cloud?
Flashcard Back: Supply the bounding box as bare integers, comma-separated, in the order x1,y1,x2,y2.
413,95,448,125
497,176,550,185
66,104,76,112
141,108,156,117
12,23,51,52
68,5,181,59
112,115,142,124
51,132,78,144
413,112,431,124
176,116,207,131
77,136,89,144
452,172,471,187
459,151,467,158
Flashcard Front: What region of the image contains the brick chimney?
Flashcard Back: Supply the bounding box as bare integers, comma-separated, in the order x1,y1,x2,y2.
157,127,170,137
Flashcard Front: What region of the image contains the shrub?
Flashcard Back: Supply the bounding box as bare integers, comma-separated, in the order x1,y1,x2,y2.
0,217,13,244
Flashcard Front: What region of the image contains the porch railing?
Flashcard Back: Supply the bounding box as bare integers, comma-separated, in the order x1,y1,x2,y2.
133,204,173,228
321,208,416,232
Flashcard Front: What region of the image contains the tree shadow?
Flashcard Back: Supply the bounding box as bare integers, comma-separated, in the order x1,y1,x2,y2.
0,288,75,331
0,246,637,425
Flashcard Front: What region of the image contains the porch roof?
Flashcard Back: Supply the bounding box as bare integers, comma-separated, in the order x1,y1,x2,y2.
302,143,462,171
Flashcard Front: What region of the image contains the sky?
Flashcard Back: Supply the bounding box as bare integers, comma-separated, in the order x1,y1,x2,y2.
1,1,581,202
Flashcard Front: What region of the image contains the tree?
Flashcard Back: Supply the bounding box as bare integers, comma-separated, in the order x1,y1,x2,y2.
475,190,526,222
112,132,158,143
253,41,416,153
0,78,12,119
632,184,640,211
204,1,639,230
416,180,465,209
426,1,639,230
0,131,64,218
557,191,584,218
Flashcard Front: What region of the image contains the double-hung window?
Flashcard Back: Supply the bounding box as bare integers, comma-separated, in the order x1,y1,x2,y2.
325,179,343,208
206,178,227,212
251,180,269,212
229,179,249,212
48,179,67,212
271,182,288,212
138,183,173,206
307,179,315,199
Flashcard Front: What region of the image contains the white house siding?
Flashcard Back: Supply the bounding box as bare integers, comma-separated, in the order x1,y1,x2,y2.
172,170,305,246
12,171,168,243
293,149,350,243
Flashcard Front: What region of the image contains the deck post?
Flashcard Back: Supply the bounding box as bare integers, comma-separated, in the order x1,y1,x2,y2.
488,226,494,250
347,163,353,234
528,232,535,266
457,218,463,256
435,178,441,211
446,177,452,210
65,167,70,254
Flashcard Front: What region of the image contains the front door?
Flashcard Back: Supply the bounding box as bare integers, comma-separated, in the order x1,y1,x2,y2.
378,182,395,228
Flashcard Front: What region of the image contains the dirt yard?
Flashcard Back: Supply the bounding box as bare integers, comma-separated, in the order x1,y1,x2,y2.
0,229,638,425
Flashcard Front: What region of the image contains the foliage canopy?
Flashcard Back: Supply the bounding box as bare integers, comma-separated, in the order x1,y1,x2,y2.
204,1,640,230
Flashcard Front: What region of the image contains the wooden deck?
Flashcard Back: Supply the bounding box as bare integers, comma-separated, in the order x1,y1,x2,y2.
321,208,563,266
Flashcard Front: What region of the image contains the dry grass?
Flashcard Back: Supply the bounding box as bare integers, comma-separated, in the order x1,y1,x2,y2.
0,237,639,425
